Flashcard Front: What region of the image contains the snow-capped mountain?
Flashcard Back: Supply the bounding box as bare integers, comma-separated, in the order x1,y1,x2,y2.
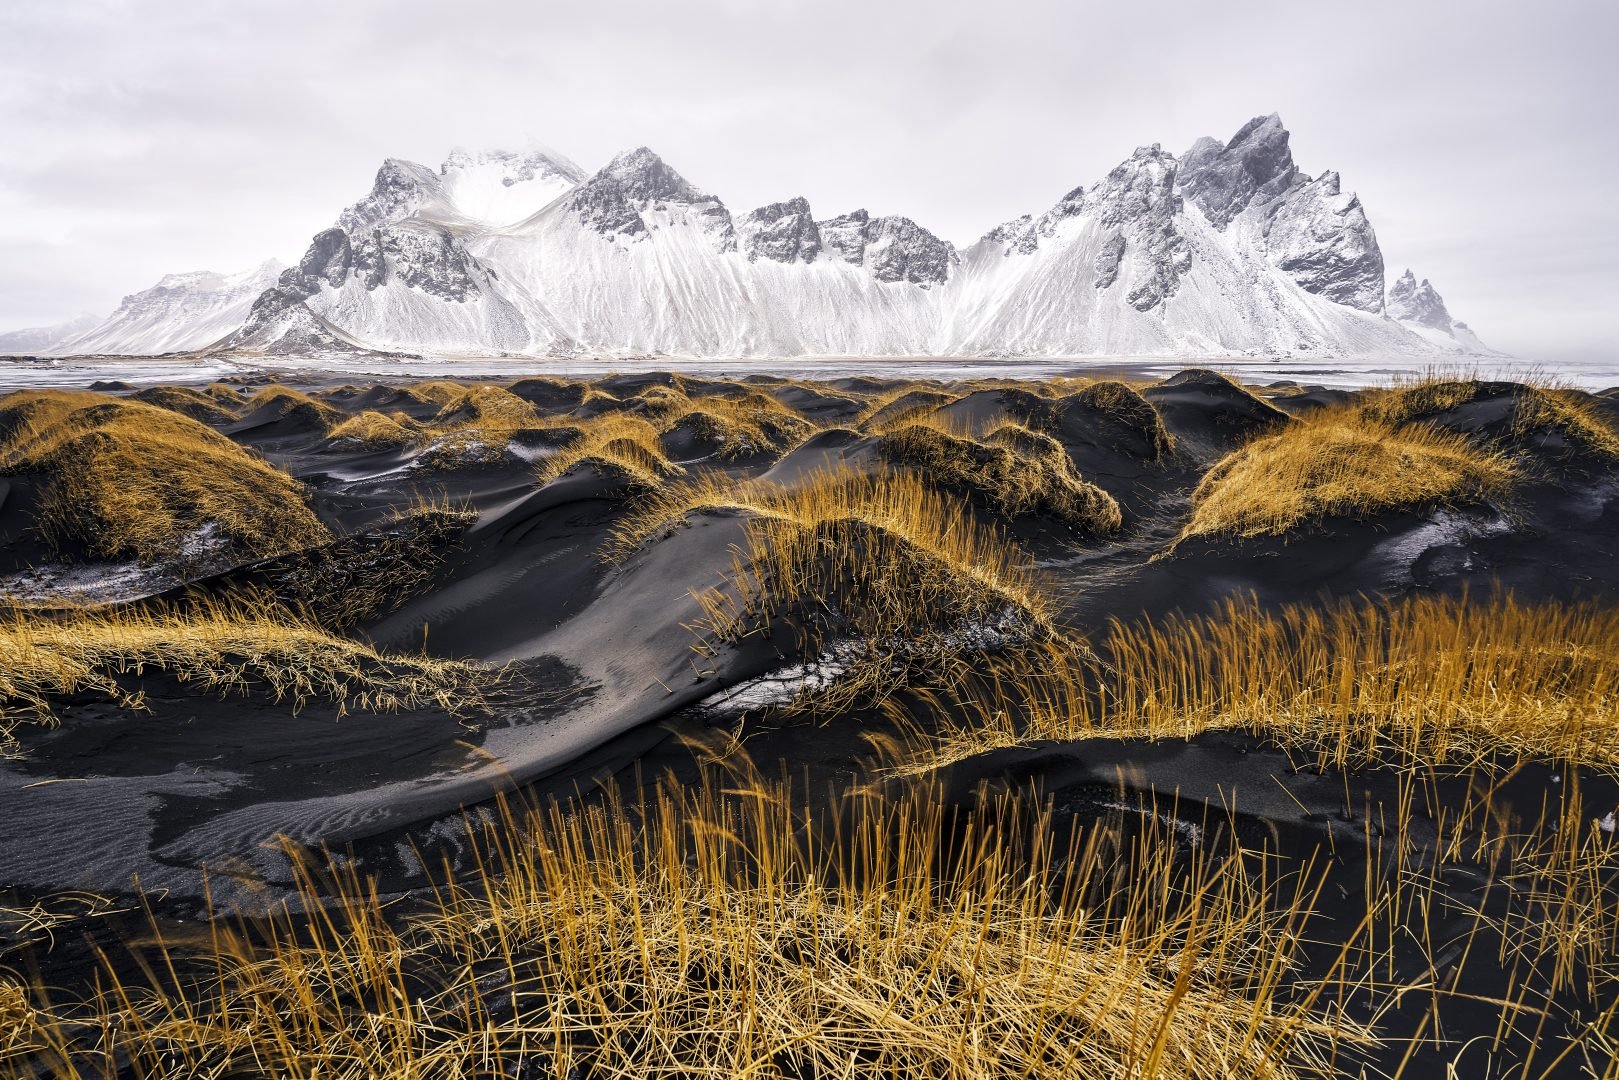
1,262,285,356
0,313,101,355
11,118,1495,359
1387,269,1493,353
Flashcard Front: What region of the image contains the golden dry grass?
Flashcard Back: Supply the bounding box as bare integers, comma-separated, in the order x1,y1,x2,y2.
878,418,1122,533
129,386,240,425
890,592,1619,774
1066,379,1177,459
613,465,1053,711
1360,376,1619,460
1177,408,1516,543
243,386,345,429
0,390,330,563
6,775,1372,1080
662,391,816,460
535,412,683,488
0,596,486,757
325,409,419,449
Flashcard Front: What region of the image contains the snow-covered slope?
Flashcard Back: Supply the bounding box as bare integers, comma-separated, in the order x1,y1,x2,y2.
1,263,284,357
26,119,1494,360
0,313,100,355
68,262,286,355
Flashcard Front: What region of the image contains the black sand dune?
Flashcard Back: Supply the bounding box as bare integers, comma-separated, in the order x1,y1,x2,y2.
3,369,1618,1078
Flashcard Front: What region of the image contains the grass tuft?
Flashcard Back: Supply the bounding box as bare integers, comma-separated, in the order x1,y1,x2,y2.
1177,407,1516,542
0,596,486,757
879,418,1122,533
0,390,329,563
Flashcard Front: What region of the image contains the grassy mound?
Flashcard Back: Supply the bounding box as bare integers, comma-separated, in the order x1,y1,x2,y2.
879,419,1122,534
613,466,1052,710
242,386,345,429
0,597,486,756
663,392,816,460
895,592,1619,773
537,413,683,488
130,385,241,425
7,774,1357,1079
325,409,419,450
1064,380,1176,459
1361,377,1619,461
0,390,330,563
1177,407,1515,543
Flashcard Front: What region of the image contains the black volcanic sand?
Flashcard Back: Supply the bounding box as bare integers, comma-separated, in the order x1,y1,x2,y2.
4,370,1619,1077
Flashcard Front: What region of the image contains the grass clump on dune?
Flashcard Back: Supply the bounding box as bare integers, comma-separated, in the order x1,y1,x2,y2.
325,409,419,450
8,774,1366,1080
1177,407,1515,543
243,385,345,429
1360,376,1619,461
613,466,1052,710
536,413,683,488
1066,379,1177,459
0,596,486,756
130,385,241,425
893,592,1619,773
663,391,816,460
0,390,330,564
879,418,1122,534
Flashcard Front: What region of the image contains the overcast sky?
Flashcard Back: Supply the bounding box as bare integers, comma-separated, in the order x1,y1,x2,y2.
1,0,1613,362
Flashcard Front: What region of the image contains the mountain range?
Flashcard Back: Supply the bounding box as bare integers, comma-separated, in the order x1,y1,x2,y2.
1,116,1492,360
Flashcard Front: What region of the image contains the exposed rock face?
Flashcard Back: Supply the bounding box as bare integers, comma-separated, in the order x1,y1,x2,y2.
338,159,446,235
1387,269,1455,330
1090,145,1188,311
1178,115,1384,312
979,185,1086,256
816,210,957,287
737,197,822,264
568,147,735,251
1262,171,1385,312
1178,114,1300,229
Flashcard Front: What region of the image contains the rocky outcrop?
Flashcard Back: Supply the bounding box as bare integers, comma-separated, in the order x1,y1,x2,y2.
1387,269,1455,330
1090,145,1188,311
1179,115,1384,313
737,197,822,264
568,147,736,251
817,210,957,287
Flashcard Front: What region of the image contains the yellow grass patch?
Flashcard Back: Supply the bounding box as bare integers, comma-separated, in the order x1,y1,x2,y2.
0,597,486,756
893,593,1619,773
535,413,682,488
0,390,329,563
1361,376,1619,460
879,419,1122,533
130,385,241,425
1178,408,1515,542
325,409,418,449
613,466,1052,710
8,776,1368,1079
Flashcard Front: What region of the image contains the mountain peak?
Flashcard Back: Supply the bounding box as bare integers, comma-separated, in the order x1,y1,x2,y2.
1387,268,1456,330
587,147,712,205
1178,112,1299,229
568,147,732,247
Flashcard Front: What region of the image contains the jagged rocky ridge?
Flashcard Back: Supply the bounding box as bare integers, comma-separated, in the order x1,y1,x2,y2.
7,116,1493,359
